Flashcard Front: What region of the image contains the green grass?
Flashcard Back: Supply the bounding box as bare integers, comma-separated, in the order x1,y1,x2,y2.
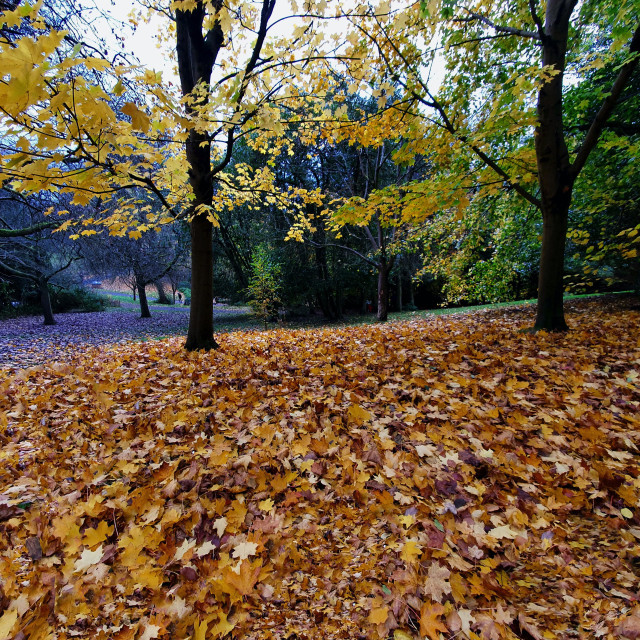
97,288,635,337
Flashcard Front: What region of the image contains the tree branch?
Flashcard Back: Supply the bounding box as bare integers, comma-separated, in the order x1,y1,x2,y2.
571,24,640,180
0,221,59,238
457,10,541,41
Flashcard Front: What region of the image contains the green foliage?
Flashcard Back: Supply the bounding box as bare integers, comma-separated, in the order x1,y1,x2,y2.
418,193,540,305
13,286,108,316
0,280,19,319
247,245,283,327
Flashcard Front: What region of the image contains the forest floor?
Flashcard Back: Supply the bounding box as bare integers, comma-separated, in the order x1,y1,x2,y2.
0,295,639,639
0,302,253,370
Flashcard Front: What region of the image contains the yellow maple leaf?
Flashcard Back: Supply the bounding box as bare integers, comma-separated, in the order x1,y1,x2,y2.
193,619,207,640
74,545,104,572
121,102,151,133
369,605,389,624
209,611,236,638
83,520,113,547
400,539,422,563
258,498,274,512
0,609,18,639
420,603,448,640
348,404,372,425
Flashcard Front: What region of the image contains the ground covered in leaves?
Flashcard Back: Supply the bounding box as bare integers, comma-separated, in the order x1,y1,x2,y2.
1,297,639,640
0,305,249,370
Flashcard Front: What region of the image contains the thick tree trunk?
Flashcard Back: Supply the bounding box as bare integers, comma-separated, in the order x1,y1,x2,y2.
136,278,151,318
176,6,222,351
535,199,570,330
39,280,55,325
154,280,171,305
186,215,218,350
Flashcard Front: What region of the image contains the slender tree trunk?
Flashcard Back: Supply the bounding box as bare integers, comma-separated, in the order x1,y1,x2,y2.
313,222,339,320
377,263,391,322
136,277,151,318
396,272,403,312
214,224,249,288
532,0,575,330
39,279,56,325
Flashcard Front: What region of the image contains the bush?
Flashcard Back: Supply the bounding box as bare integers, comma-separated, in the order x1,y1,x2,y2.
50,287,107,312
0,280,20,319
247,245,282,327
5,285,108,317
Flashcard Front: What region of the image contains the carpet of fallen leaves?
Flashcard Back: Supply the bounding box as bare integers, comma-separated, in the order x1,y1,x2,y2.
1,296,639,640
0,306,248,370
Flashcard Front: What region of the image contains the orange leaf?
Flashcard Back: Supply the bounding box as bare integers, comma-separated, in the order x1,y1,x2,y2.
420,603,447,640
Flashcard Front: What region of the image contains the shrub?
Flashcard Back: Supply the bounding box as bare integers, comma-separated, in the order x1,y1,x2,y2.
247,245,282,327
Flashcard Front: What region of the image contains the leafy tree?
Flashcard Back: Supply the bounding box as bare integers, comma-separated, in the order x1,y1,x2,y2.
0,1,331,350
333,0,640,330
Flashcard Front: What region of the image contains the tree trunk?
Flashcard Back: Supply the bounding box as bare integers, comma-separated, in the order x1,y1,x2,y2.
154,280,171,304
186,215,218,350
39,279,56,325
136,278,151,318
313,223,340,321
395,272,403,312
377,263,391,322
535,198,570,331
532,0,574,331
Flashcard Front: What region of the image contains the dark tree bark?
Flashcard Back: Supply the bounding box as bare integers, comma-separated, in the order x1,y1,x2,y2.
136,276,151,318
154,280,171,304
532,0,576,331
395,271,403,312
376,259,393,322
313,220,340,321
39,279,56,325
418,7,640,332
0,221,58,237
176,4,222,350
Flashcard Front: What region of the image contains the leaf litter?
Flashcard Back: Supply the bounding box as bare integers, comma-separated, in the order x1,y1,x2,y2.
0,297,639,639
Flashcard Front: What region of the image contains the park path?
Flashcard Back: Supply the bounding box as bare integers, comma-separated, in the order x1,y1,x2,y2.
0,306,250,370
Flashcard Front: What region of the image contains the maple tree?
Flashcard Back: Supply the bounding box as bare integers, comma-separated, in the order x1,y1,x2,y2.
330,0,640,330
0,0,338,349
1,295,639,638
